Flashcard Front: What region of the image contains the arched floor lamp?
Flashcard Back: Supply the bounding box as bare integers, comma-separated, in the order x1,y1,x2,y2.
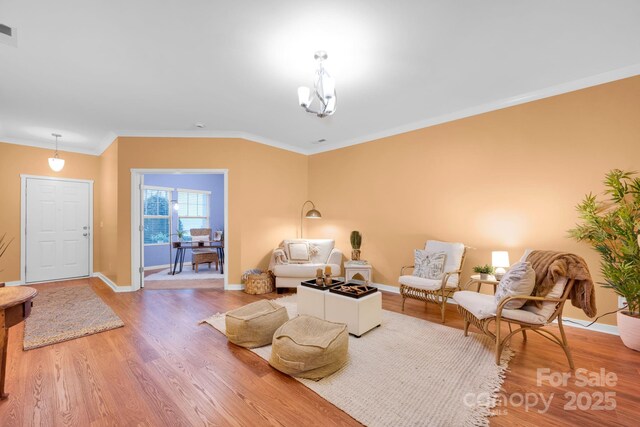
300,200,322,238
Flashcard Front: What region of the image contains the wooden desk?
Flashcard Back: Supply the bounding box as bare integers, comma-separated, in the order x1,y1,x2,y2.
0,286,37,400
171,241,225,275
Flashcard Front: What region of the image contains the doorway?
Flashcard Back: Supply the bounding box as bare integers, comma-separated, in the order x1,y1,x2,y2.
21,175,93,284
130,169,228,291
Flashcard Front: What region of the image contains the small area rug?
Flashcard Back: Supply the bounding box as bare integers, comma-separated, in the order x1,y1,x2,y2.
202,295,512,427
145,268,224,281
24,286,124,350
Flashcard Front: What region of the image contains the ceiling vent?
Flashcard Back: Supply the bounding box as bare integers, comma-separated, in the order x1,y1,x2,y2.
0,23,17,47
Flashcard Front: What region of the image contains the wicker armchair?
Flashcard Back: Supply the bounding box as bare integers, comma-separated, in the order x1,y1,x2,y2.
190,228,219,273
399,240,467,323
453,277,576,368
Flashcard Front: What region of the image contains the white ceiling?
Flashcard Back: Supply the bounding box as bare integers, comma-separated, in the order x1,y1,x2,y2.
1,0,640,155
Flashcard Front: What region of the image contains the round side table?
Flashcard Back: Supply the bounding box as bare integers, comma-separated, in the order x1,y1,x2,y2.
464,274,500,293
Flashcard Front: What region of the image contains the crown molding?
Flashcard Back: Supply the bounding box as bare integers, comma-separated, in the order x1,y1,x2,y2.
306,63,640,155
3,64,639,158
96,132,118,155
0,136,101,156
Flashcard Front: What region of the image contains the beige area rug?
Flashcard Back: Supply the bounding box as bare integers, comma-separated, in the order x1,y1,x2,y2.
24,286,124,350
202,295,512,427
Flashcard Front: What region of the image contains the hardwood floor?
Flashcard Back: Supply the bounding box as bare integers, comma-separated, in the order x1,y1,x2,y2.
0,278,638,426
143,268,225,290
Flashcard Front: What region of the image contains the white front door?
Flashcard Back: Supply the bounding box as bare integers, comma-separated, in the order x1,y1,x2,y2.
25,178,91,283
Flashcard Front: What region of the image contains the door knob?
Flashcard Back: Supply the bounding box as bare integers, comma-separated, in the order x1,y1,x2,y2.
83,233,88,237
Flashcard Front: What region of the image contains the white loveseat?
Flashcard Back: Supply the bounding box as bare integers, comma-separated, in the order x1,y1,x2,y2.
268,239,343,291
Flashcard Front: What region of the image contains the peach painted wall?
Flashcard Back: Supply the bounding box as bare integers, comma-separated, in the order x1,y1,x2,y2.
0,142,101,283
113,137,308,286
98,140,119,283
307,76,640,325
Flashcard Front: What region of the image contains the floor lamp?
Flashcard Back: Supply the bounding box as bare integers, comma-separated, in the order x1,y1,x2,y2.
300,200,322,238
168,198,179,274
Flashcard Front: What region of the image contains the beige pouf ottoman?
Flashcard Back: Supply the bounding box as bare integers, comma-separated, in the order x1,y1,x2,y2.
269,315,349,380
225,300,289,348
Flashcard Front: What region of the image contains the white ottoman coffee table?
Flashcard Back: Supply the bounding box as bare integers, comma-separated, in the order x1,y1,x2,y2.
297,285,327,319
325,290,382,337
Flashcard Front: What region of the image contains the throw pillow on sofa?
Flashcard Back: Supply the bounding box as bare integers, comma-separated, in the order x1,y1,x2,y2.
413,250,447,280
288,242,311,263
494,261,536,309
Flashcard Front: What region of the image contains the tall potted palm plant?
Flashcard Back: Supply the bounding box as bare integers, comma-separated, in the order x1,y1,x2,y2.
569,169,640,351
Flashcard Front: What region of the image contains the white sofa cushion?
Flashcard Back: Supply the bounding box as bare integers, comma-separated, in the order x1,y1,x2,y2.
414,250,447,280
425,240,465,285
282,239,335,264
494,261,536,309
273,263,341,278
287,242,310,263
453,291,547,325
399,275,456,291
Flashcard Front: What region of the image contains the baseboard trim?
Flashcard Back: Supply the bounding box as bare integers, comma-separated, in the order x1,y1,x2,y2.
94,273,134,293
4,280,24,286
373,281,619,335
225,283,244,291
372,282,400,294
553,317,619,336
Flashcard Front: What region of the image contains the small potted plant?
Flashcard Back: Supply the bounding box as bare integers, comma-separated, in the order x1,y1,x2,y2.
350,231,362,261
0,233,13,287
569,169,640,351
171,230,186,247
473,264,495,280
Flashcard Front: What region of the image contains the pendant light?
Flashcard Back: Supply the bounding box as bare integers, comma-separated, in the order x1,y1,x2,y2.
48,133,65,172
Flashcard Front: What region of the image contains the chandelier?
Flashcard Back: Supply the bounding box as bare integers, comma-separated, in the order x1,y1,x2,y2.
297,51,336,118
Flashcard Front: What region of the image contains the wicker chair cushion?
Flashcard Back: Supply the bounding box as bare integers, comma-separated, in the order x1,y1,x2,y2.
494,261,536,309
424,240,465,285
413,250,446,280
453,291,547,324
521,277,568,320
225,300,289,348
399,275,456,290
269,315,348,380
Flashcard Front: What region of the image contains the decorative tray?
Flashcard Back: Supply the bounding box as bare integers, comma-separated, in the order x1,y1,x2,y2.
300,279,344,291
329,283,378,299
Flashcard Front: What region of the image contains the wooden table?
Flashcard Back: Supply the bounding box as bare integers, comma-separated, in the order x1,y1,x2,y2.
171,241,225,275
0,286,37,400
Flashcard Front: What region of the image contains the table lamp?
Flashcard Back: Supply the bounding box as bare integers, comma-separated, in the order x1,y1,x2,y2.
492,251,510,280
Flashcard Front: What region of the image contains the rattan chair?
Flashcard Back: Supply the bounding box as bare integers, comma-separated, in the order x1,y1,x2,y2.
453,278,576,368
399,240,467,323
190,228,219,272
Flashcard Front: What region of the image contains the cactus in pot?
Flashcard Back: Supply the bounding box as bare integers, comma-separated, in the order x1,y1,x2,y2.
350,230,362,261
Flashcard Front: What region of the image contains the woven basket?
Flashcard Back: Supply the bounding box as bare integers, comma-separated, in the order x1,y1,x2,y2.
244,272,275,295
